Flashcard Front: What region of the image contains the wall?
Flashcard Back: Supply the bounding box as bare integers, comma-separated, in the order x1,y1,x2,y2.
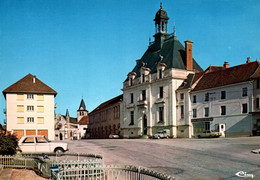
6,93,55,140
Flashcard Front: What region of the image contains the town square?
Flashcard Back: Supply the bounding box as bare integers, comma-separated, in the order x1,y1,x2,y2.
1,0,260,179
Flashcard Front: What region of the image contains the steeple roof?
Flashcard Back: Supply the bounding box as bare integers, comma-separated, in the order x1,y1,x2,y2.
66,109,69,117
78,98,87,111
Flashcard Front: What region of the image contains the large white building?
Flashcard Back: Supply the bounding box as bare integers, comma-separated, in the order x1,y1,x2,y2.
120,4,203,138
3,74,57,140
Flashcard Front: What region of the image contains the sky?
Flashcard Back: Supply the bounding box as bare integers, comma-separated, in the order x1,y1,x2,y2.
0,0,260,125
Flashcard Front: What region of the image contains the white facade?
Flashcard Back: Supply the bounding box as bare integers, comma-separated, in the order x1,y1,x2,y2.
121,68,193,138
188,82,254,137
6,93,55,140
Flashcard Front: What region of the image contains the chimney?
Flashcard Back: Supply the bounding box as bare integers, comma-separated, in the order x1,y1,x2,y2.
246,57,251,63
185,40,193,70
33,75,36,83
223,62,229,69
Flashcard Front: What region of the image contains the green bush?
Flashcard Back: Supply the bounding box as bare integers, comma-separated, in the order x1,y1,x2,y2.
0,134,18,155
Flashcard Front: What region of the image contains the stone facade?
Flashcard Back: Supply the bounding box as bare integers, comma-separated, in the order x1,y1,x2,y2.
88,95,122,139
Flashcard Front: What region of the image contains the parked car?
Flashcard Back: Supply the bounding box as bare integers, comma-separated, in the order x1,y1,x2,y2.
152,129,170,139
18,135,69,154
197,130,222,138
109,133,120,139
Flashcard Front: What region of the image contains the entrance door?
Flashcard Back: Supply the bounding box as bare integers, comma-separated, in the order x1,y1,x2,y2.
143,115,147,135
219,124,226,137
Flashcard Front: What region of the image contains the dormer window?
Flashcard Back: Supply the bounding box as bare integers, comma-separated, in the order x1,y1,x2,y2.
159,69,162,79
128,72,136,86
156,62,167,80
140,66,150,83
142,74,145,83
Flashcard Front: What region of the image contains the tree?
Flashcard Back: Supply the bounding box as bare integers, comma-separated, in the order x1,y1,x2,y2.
0,134,18,155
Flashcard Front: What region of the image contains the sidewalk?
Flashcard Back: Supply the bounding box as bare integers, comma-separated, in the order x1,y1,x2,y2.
0,168,12,180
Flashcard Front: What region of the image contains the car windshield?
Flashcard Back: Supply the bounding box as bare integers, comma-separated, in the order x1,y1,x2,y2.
44,136,51,142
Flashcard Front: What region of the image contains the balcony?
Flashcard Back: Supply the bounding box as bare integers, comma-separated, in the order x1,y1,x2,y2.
126,103,135,109
137,100,148,108
155,98,165,104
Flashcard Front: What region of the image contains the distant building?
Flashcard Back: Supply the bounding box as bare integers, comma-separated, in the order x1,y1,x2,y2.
121,3,203,138
55,98,89,140
88,95,122,139
2,74,57,140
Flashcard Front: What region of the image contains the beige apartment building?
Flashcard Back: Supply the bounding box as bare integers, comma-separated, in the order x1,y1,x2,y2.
3,74,57,140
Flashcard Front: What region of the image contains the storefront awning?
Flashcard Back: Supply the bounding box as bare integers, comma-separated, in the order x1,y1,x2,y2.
191,117,213,123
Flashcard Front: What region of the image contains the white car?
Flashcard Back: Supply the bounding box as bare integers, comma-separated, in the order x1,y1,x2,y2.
18,135,68,154
109,133,120,139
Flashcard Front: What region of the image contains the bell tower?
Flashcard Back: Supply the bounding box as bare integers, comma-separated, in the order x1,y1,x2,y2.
77,98,88,122
153,3,169,49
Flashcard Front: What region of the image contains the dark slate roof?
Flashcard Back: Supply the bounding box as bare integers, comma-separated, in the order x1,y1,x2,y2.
3,73,57,97
192,61,259,92
70,117,78,124
89,94,123,114
78,99,87,111
125,36,203,82
177,73,195,91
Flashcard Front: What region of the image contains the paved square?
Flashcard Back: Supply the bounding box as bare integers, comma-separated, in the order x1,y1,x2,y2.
66,137,260,179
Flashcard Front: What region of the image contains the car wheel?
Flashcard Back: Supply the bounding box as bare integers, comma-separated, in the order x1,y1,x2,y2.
166,136,169,139
157,136,160,139
54,147,64,156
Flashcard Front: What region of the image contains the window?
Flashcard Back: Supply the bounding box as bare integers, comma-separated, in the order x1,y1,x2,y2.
37,117,44,124
27,106,34,111
130,93,134,103
130,111,134,125
17,117,24,124
27,94,34,99
142,74,145,83
27,117,34,123
130,78,133,86
159,69,162,79
181,105,184,118
221,91,226,99
159,107,164,122
256,98,260,109
205,122,210,131
193,95,196,103
37,94,44,101
205,107,209,117
159,87,163,98
193,109,197,118
242,87,247,97
257,79,260,89
37,106,44,113
221,106,226,115
17,94,24,100
242,103,248,113
142,90,146,101
205,93,209,101
17,105,24,112
180,93,184,100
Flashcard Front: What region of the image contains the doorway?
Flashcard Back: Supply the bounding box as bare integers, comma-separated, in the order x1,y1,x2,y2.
143,114,147,135
219,124,226,137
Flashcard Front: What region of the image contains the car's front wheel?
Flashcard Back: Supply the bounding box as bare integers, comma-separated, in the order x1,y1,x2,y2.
54,147,64,156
